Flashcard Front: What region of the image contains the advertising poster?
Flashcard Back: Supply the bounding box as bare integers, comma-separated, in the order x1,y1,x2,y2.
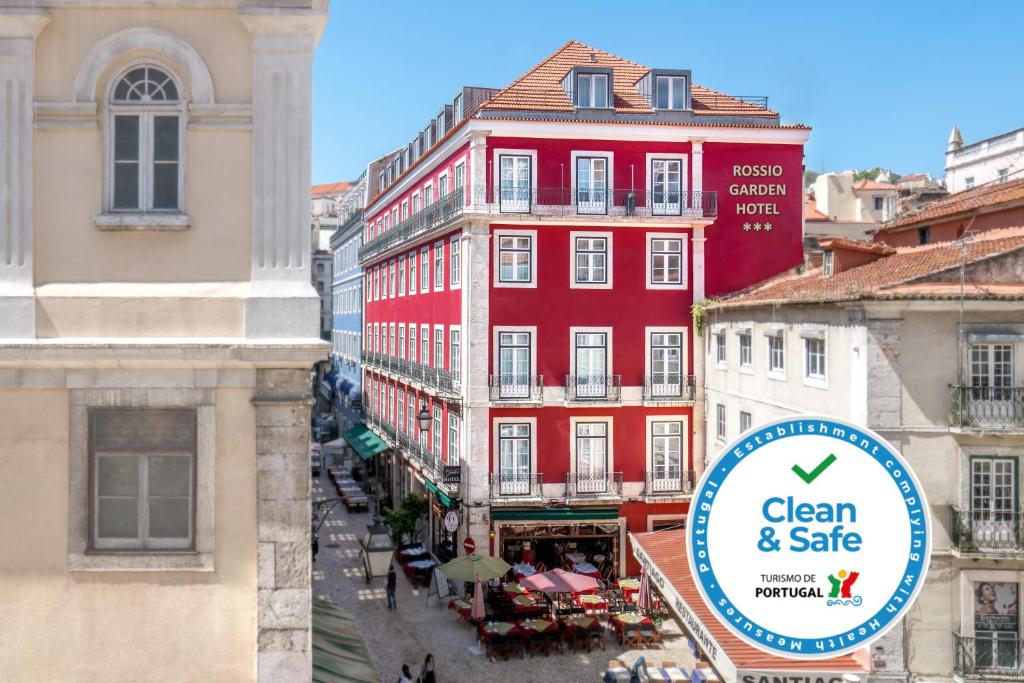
975,582,1018,633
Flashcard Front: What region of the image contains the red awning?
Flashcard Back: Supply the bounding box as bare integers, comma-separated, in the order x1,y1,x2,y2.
631,530,870,683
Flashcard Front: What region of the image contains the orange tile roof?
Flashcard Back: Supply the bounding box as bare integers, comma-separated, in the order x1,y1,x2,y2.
884,176,1024,231
817,237,896,255
804,195,830,222
311,181,353,198
713,226,1024,308
632,530,869,674
852,179,898,191
481,40,778,118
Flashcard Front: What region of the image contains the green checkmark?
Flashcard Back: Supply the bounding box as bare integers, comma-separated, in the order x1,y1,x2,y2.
792,453,837,484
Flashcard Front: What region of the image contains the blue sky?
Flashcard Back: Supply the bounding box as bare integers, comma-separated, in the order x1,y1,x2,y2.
312,0,1024,184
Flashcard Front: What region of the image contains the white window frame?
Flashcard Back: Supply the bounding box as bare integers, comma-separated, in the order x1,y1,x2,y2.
645,326,688,398
433,325,445,370
420,324,430,367
401,199,409,222
450,325,461,385
569,416,614,491
411,192,421,214
398,390,406,433
423,182,434,206
491,417,537,492
389,259,397,297
408,250,417,296
645,153,689,216
654,75,688,110
491,148,537,212
438,171,450,198
398,256,406,296
493,228,537,288
569,326,614,400
765,327,786,380
801,328,828,388
645,414,689,490
420,246,430,293
715,329,727,369
432,405,443,456
737,328,753,374
739,411,752,433
570,230,613,289
646,232,689,290
408,324,417,364
715,403,727,442
571,151,614,216
492,326,538,400
450,235,462,290
576,72,609,108
389,323,396,358
447,414,461,466
433,240,445,291
105,63,187,215
454,159,467,193
398,324,406,360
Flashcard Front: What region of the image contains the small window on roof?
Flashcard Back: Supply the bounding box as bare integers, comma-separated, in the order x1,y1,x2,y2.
577,73,609,108
822,250,834,276
918,227,930,245
655,75,687,109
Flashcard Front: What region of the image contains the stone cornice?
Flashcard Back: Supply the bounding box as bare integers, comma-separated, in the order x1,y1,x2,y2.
0,9,51,39
237,7,327,46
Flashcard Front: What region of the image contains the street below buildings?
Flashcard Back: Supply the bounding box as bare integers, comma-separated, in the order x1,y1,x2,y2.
312,471,698,682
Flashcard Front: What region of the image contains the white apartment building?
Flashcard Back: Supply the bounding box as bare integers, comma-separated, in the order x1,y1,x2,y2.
808,171,899,237
946,125,1024,194
702,230,1024,683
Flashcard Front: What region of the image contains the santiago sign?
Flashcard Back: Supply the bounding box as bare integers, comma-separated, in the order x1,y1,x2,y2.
688,416,930,659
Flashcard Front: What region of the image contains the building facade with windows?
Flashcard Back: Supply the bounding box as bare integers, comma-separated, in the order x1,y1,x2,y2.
359,40,808,574
946,125,1024,194
700,229,1024,683
0,4,327,681
330,173,368,422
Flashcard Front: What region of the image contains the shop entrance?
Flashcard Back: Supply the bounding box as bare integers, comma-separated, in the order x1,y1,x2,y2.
499,522,620,582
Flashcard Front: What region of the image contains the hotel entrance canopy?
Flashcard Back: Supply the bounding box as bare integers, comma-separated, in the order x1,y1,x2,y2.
630,530,870,683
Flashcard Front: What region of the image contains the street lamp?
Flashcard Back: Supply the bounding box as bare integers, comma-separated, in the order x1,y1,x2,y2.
359,516,396,582
417,403,431,433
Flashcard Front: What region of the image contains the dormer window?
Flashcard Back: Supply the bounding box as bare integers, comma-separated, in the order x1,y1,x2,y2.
436,112,446,139
822,250,834,276
577,73,609,108
655,75,687,109
454,93,464,121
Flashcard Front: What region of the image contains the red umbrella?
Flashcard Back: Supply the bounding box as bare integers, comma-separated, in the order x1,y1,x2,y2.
637,569,653,612
520,567,599,594
471,574,486,622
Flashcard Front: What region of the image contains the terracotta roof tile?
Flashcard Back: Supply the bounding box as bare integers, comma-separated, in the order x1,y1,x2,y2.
481,40,778,118
713,226,1024,308
852,179,898,191
884,176,1024,231
632,530,869,674
311,181,353,198
804,195,830,222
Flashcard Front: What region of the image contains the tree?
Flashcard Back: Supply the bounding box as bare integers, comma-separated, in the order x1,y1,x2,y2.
385,493,429,545
854,167,901,184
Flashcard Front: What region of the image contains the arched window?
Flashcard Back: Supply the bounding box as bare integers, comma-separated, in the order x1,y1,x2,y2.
108,65,184,212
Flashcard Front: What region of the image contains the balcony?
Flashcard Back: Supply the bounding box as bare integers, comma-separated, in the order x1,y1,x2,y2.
565,471,623,499
472,187,717,219
643,375,696,402
645,468,696,496
955,633,1024,680
359,187,465,263
489,375,544,403
490,473,544,502
951,386,1024,430
565,375,622,403
950,506,1024,554
362,353,460,398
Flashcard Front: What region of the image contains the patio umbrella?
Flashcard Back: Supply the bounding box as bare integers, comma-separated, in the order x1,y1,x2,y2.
637,569,653,612
520,567,599,594
471,574,486,621
439,553,511,583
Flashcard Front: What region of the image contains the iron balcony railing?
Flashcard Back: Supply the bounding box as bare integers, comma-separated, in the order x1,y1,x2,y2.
950,506,1024,554
955,633,1024,679
645,468,696,496
488,374,544,402
643,374,696,402
566,471,623,498
951,386,1024,429
360,187,465,263
489,472,544,499
362,353,460,397
471,187,717,219
565,375,622,402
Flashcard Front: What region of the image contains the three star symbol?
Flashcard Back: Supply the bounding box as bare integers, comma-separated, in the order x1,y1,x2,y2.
742,221,774,233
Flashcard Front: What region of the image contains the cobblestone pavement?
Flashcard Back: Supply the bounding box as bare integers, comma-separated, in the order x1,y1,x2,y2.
312,471,698,683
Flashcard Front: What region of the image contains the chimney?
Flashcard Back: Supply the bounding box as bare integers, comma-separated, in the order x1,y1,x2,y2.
589,52,597,63
818,238,895,276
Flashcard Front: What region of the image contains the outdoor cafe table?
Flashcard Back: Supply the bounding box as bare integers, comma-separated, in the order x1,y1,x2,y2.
617,578,640,601
502,582,530,597
449,598,474,620
611,612,653,642
561,615,601,633
565,551,587,564
478,621,521,640
398,545,428,560
576,593,608,612
406,558,437,586
572,561,602,579
511,594,547,614
518,618,558,634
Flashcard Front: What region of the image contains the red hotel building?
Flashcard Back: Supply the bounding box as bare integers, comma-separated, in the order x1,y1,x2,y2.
359,41,808,574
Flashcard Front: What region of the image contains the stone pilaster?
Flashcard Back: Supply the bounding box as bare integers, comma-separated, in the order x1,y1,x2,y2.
467,131,489,210
866,319,903,432
253,368,313,682
0,11,49,338
462,221,491,549
691,226,707,474
691,139,704,195
240,8,326,339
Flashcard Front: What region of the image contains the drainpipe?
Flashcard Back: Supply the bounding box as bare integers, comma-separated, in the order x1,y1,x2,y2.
692,225,707,481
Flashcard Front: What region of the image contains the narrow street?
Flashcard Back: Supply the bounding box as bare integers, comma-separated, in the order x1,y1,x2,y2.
312,471,698,682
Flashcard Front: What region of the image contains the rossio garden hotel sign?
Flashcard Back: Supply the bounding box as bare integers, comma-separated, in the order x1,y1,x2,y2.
730,164,786,233
688,416,930,658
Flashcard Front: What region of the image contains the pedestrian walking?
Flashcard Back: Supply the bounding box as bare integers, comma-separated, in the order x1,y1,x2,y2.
398,664,413,683
418,653,436,683
386,563,398,609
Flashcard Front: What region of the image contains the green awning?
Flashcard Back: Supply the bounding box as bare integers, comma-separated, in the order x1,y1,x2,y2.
313,598,379,682
491,507,620,521
423,480,453,508
341,424,388,461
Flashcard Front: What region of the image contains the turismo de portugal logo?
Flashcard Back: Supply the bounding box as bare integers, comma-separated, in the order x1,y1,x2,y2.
687,416,930,659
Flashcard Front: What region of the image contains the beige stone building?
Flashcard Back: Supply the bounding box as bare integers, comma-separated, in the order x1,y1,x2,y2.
702,230,1024,683
0,2,328,681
